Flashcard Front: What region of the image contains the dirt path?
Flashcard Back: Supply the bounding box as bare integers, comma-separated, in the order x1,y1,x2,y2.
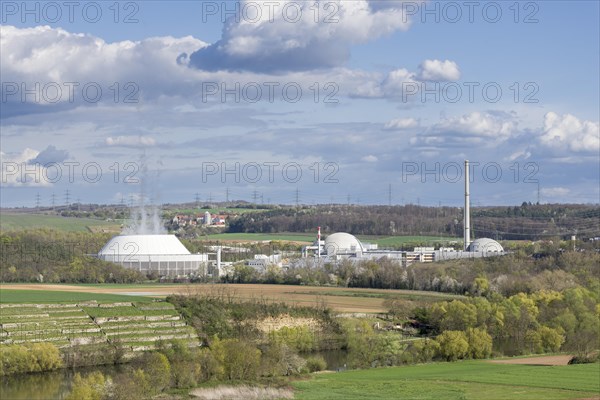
489,355,573,366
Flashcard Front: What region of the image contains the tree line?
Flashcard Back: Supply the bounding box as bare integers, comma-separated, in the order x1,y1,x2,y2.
0,230,144,283
221,242,599,297
226,203,599,241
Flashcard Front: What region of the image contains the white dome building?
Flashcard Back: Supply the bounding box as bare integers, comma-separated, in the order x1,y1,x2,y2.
467,238,504,253
324,232,365,256
98,235,208,276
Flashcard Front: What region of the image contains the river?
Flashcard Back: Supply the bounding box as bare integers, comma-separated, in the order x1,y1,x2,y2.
1,349,349,399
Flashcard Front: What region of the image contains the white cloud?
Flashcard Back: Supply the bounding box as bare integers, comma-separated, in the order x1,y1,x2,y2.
0,148,52,187
1,25,463,112
540,112,599,153
506,150,531,161
0,25,207,108
417,59,461,81
188,0,412,72
105,136,156,147
384,117,419,130
361,155,378,162
435,111,516,138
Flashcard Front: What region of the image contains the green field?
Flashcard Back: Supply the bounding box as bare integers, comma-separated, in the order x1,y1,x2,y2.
0,213,121,232
199,232,460,246
0,289,153,303
293,361,600,400
170,208,269,214
360,235,459,248
201,232,316,242
289,289,463,302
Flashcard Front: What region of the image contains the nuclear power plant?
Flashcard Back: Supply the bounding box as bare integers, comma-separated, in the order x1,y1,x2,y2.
302,160,506,265
98,160,505,275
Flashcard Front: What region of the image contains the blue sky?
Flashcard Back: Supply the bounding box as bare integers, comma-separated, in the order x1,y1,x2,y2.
1,1,598,207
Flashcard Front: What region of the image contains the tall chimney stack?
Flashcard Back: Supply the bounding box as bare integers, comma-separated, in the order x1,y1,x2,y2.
464,160,471,251
317,226,321,259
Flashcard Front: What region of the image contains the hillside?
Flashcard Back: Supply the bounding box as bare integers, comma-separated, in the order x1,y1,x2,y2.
0,300,199,355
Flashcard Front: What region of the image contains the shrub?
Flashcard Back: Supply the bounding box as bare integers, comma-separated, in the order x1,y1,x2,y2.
436,331,469,361
305,355,327,372
65,372,107,400
465,327,493,359
569,353,599,364
0,343,62,376
139,352,171,393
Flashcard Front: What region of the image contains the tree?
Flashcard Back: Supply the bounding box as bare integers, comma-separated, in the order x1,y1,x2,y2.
465,327,493,359
431,300,477,332
261,342,306,376
270,326,315,352
384,297,415,321
157,339,199,388
139,352,171,394
473,277,489,296
436,331,469,361
196,346,224,381
538,326,564,352
0,343,62,376
406,338,440,363
501,294,540,351
65,372,107,400
112,369,152,400
305,355,327,372
220,339,261,380
30,343,63,371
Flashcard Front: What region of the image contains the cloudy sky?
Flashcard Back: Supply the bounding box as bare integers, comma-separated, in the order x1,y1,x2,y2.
1,0,598,207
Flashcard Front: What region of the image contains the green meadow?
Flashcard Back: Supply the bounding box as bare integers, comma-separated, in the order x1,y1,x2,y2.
0,213,120,232
200,232,316,242
293,360,600,400
199,232,459,246
359,235,459,248
0,289,153,304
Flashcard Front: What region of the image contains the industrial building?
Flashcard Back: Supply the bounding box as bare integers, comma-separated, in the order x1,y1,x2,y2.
301,160,506,265
97,234,221,277
301,232,504,266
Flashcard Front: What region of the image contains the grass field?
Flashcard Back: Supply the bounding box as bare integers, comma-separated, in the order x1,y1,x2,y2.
359,235,459,248
0,284,463,313
201,232,316,243
169,208,269,215
0,213,121,232
0,289,153,303
292,361,600,400
199,232,460,247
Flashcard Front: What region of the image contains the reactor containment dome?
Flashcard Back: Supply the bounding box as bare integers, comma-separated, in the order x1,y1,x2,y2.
98,234,208,276
324,232,365,256
467,238,504,253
